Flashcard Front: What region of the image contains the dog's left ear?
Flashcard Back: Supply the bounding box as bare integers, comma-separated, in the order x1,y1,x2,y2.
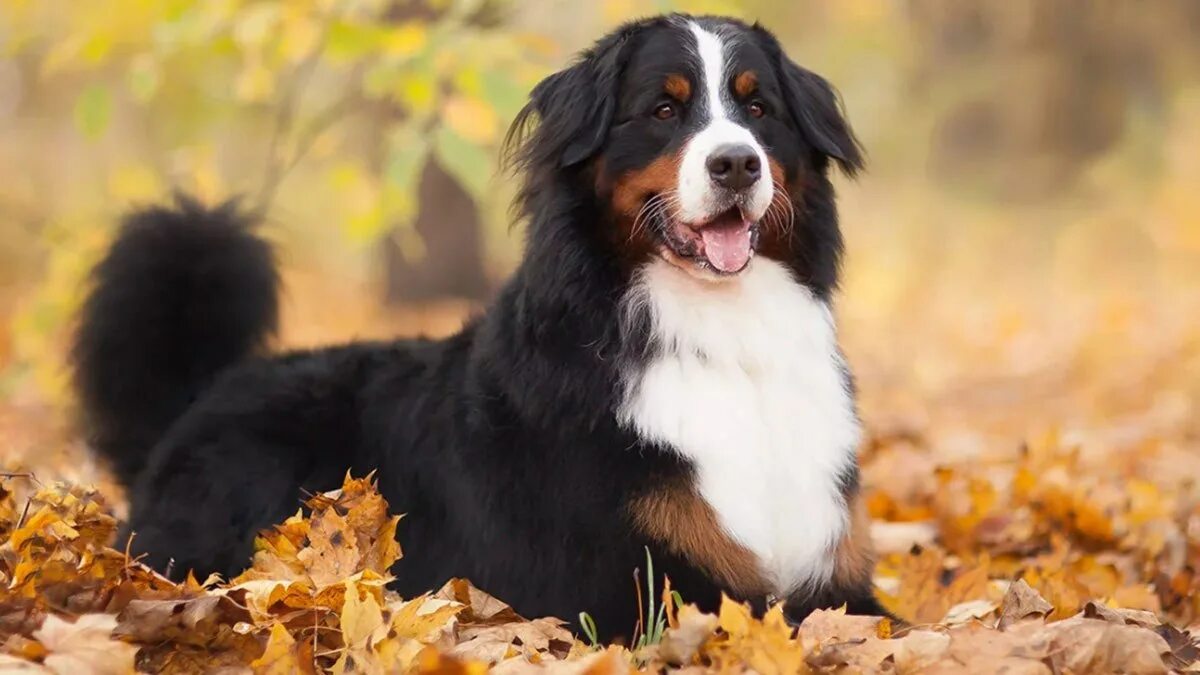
507,30,632,170
763,33,863,176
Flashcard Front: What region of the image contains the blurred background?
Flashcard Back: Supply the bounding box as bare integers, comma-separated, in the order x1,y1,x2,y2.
0,0,1198,516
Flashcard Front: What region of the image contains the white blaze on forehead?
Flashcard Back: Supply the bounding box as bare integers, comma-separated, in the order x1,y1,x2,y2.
676,22,774,225
689,22,729,119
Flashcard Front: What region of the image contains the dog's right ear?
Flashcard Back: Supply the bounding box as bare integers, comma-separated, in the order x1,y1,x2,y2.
506,29,633,170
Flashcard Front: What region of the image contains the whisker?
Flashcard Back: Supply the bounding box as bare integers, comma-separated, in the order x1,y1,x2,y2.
769,179,795,234
630,194,665,242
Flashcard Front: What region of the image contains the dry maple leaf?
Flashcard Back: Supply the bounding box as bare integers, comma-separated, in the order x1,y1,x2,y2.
450,617,574,665
658,604,719,666
297,508,363,589
430,579,573,666
1039,616,1170,674
234,474,402,592
370,595,464,671
877,546,992,624
702,597,805,674
435,578,523,625
340,579,386,651
31,613,136,675
796,606,885,649
412,646,489,675
334,473,404,575
114,595,253,646
491,646,631,675
997,578,1054,629
253,621,317,675
941,599,998,627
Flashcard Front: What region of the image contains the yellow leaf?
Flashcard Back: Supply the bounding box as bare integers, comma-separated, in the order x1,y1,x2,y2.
414,647,489,675
659,604,717,665
251,622,301,675
341,580,385,649
716,595,753,638
390,596,462,642
296,507,361,586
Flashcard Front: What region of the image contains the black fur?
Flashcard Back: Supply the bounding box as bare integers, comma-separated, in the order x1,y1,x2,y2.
75,15,888,638
72,195,278,487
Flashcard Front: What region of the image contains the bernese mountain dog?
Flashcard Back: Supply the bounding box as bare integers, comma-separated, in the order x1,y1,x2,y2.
73,14,884,637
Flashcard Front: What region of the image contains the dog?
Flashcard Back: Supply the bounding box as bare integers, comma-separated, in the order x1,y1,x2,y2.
73,14,884,638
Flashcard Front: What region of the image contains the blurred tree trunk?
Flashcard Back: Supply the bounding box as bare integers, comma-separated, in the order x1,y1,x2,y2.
380,160,490,303
373,0,502,304
906,0,1165,199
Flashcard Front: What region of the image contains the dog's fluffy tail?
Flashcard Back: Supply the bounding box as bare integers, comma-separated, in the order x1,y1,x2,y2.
72,195,279,486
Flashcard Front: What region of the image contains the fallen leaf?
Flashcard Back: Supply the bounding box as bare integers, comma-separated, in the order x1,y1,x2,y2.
340,579,385,649
1040,616,1170,674
659,604,718,665
797,606,883,646
1082,600,1161,629
252,621,312,675
113,595,251,645
33,614,136,675
998,579,1054,629
297,509,361,588
435,579,522,625
942,599,998,626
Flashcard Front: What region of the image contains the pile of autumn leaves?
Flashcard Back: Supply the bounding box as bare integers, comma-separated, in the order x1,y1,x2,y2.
1,471,1198,674
0,475,576,674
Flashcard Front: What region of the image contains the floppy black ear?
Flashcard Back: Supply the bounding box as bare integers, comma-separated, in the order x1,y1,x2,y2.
777,58,864,176
506,30,630,170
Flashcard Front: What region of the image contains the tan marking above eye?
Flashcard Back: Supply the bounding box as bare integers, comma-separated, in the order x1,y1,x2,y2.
734,70,758,98
664,74,692,102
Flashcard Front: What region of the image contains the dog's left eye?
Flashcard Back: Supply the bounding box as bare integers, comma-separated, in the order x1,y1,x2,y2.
747,100,766,119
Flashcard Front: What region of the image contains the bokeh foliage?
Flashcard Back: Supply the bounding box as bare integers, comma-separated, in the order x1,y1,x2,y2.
1,0,1199,408
0,0,738,401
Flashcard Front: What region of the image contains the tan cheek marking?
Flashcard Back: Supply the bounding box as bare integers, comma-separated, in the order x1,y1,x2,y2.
610,153,682,217
833,492,877,588
756,157,795,260
629,478,769,599
664,74,691,102
767,158,785,186
734,70,758,98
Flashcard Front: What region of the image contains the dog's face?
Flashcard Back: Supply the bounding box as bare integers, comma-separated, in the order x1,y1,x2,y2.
511,15,862,282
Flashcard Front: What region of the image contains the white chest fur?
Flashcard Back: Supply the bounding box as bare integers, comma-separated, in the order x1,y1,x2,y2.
618,259,861,595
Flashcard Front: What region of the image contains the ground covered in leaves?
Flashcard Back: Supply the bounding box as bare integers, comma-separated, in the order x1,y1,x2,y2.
1,274,1199,673
0,452,1198,674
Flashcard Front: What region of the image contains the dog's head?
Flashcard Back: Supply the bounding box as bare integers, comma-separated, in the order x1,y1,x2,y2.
508,14,862,283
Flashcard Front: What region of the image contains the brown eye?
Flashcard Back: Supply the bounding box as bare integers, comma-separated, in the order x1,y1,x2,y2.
747,100,766,118
653,103,676,120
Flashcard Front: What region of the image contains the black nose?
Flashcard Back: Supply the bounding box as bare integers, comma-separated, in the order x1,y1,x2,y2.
706,144,762,191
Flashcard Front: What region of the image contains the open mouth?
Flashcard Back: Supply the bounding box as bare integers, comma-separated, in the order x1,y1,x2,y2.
654,205,759,276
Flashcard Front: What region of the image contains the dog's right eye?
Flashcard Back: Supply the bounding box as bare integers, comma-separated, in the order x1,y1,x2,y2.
652,103,676,120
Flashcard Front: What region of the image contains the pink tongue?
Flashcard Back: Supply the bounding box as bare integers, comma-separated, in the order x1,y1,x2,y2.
699,221,753,273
